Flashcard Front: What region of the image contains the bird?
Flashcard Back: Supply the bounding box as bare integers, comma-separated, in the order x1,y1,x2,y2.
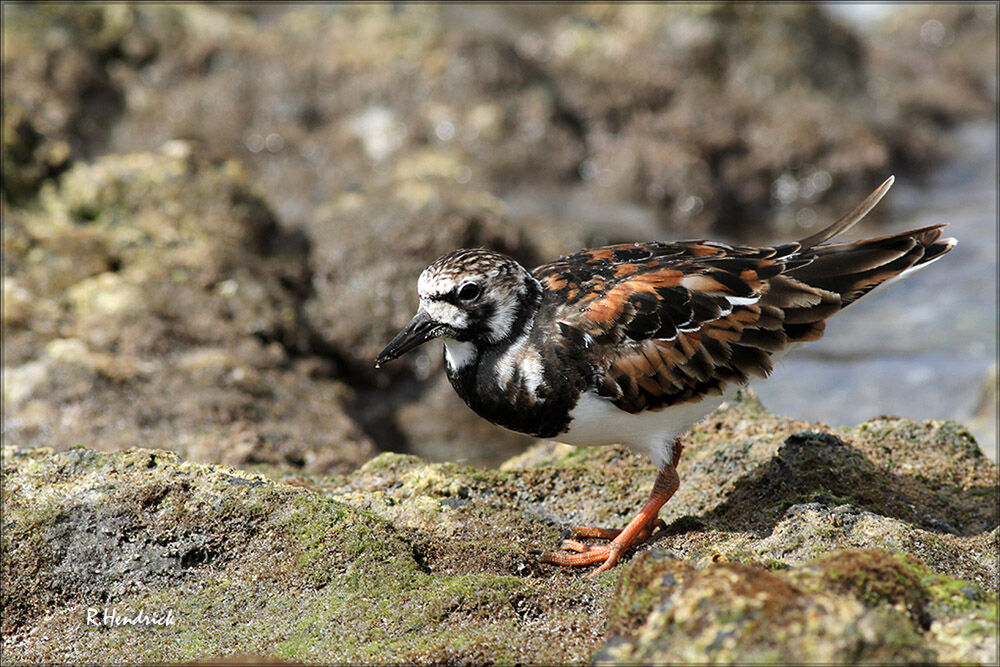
374,176,955,575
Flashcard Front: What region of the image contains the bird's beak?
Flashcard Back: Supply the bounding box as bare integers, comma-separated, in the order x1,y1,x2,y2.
374,310,442,368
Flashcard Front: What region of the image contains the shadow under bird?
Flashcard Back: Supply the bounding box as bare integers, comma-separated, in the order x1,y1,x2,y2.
375,176,955,575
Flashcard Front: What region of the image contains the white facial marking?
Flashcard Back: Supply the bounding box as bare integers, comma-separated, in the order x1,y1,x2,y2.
414,250,542,359
417,268,469,298
421,299,469,330
484,296,519,344
443,339,477,371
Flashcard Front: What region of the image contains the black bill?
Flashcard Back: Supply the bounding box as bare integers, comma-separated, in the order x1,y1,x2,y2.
374,310,442,368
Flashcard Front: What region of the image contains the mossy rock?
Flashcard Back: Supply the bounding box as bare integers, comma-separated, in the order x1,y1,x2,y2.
1,445,613,663
601,547,996,664
3,395,996,663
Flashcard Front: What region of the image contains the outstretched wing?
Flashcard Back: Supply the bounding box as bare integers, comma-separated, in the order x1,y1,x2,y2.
531,178,954,414
534,240,834,412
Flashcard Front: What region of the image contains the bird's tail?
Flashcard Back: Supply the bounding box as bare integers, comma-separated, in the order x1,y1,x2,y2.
789,223,956,307
760,178,956,343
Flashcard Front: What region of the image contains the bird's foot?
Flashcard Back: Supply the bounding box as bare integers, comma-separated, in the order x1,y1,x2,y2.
537,517,666,576
535,461,680,576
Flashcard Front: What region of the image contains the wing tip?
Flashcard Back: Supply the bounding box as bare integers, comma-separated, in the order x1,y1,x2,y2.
798,176,896,250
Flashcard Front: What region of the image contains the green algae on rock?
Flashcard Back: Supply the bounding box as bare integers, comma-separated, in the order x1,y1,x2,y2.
596,546,997,664
2,397,995,663
596,548,991,664
1,445,612,664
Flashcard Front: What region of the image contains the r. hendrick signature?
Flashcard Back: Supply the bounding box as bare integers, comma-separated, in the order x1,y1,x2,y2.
86,607,176,628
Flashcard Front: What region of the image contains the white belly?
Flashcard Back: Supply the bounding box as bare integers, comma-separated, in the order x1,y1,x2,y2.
555,390,729,469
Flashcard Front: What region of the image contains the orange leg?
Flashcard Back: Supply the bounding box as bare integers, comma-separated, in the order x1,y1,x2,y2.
538,440,683,576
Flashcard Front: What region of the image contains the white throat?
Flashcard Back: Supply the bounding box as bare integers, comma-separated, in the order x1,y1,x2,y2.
443,339,478,372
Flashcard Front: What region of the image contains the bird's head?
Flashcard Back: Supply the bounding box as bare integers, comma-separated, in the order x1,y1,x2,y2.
375,248,540,367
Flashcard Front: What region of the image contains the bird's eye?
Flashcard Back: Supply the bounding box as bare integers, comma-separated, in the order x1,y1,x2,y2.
457,282,481,302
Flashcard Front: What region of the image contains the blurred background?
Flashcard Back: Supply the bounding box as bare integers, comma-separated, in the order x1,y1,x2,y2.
2,3,996,474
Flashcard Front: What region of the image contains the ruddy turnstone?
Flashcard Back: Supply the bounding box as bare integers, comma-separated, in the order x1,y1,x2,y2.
375,176,955,575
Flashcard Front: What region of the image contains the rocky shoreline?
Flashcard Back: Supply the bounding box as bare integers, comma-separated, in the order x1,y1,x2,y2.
3,394,997,663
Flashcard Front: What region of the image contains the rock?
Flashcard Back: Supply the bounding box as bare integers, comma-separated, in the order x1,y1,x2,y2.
1,143,373,474
1,446,612,664
508,393,999,662
865,4,999,174
596,548,995,664
1,102,72,204
4,3,994,235
2,141,307,361
3,396,995,663
0,4,137,174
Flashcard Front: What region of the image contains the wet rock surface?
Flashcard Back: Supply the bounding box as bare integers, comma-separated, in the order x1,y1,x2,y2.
3,396,996,663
